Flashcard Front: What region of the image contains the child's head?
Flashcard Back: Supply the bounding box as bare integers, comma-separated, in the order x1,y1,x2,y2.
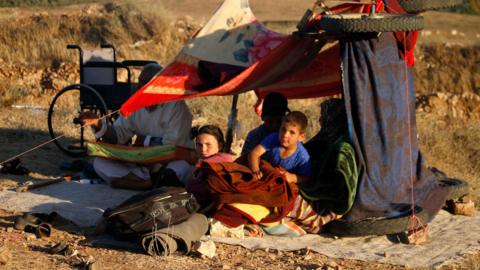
278,111,308,148
261,92,289,133
192,125,225,159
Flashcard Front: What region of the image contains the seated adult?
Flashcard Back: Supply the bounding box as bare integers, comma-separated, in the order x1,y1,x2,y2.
305,98,349,158
80,63,195,190
240,92,289,156
302,98,358,218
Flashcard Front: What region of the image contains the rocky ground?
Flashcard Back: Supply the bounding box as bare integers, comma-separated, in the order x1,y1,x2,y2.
0,1,479,269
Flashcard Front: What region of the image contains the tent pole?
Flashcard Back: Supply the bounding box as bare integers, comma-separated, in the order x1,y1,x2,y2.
225,94,239,153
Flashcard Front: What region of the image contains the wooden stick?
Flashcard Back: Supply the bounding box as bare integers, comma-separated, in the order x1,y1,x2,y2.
16,177,71,192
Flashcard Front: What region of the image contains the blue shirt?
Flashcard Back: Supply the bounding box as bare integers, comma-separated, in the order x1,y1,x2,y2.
241,124,270,156
260,133,312,177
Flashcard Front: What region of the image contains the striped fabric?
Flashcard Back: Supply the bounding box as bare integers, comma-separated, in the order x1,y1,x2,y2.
260,219,307,237
252,195,340,237
285,195,339,234
87,142,195,165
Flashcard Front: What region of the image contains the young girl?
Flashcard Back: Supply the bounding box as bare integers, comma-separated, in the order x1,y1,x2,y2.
193,125,233,163
186,125,233,205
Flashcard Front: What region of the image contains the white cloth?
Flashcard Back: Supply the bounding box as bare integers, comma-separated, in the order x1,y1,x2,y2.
165,160,195,185
113,100,194,148
93,158,151,184
94,100,194,184
93,158,195,185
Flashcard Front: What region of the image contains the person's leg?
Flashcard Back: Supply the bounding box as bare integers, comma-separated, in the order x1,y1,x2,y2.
110,172,152,190
93,158,151,190
165,160,195,186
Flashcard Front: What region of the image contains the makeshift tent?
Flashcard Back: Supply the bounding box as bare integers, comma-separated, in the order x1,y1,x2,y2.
119,0,447,222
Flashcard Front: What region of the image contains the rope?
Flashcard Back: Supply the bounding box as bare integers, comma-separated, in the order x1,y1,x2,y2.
401,36,423,231
0,109,119,166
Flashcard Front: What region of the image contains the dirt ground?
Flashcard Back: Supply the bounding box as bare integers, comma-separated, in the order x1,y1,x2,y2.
0,1,479,269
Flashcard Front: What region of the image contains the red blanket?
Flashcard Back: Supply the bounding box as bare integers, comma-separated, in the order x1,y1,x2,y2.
198,161,297,226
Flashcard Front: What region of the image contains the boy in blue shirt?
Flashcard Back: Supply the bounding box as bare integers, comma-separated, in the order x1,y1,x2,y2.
248,111,311,184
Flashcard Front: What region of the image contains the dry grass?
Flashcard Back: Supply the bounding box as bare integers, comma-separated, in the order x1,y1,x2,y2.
0,0,95,7
417,112,480,206
187,93,324,140
0,1,190,67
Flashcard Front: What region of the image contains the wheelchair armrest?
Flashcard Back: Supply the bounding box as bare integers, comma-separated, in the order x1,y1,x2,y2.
121,60,158,67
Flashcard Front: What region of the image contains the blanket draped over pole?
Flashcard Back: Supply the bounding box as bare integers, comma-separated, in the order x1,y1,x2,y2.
118,0,446,221
340,33,448,221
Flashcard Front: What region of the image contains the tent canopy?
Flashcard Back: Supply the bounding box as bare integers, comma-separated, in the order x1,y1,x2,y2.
119,0,446,222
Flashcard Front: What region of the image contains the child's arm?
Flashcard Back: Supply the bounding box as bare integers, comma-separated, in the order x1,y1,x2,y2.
283,172,310,184
248,144,267,179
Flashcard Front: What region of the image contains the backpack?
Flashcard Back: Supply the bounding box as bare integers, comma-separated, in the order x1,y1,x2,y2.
104,187,199,242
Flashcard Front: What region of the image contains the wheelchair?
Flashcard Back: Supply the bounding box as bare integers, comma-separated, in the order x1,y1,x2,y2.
47,44,158,156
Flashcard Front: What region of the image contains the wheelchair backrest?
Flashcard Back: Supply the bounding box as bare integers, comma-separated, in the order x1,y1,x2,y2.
82,49,115,85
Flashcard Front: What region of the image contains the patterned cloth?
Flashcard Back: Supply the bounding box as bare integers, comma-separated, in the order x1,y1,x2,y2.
244,195,340,237
341,32,448,221
261,219,307,237
186,152,234,206
284,195,338,234
120,0,344,116
302,137,358,215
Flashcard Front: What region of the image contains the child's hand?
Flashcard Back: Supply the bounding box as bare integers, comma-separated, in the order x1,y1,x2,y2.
253,170,263,180
284,172,298,184
276,166,287,175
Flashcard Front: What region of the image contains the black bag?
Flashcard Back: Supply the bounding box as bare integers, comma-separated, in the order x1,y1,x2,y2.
104,187,199,242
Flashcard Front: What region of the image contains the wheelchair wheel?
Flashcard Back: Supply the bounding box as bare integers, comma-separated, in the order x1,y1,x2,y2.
318,13,424,33
48,84,108,156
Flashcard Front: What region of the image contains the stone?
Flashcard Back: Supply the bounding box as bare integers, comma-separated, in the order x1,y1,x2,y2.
195,240,216,259
0,246,11,265
445,195,476,216
452,200,475,216
25,233,36,241
458,194,474,203
210,220,244,240
407,225,429,245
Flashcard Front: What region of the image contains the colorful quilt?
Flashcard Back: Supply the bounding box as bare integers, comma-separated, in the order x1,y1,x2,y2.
87,142,195,165
120,0,346,116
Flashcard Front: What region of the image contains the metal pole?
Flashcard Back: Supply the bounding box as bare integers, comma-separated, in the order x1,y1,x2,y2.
225,94,239,153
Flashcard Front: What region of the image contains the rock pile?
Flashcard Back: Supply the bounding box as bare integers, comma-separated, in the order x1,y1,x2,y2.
416,92,480,120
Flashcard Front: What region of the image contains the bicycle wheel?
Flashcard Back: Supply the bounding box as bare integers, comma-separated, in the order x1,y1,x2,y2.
325,204,428,236
48,84,108,156
318,13,424,33
439,178,469,201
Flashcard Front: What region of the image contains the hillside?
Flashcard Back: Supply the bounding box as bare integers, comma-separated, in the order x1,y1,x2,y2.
0,1,479,269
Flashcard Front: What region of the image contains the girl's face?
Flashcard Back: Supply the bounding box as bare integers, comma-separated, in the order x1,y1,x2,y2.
196,133,220,159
